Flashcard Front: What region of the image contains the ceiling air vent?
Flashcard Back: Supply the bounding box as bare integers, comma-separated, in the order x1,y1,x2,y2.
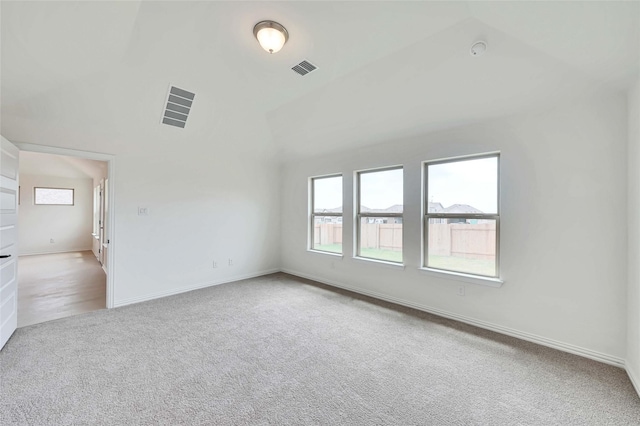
161,86,195,128
292,60,317,76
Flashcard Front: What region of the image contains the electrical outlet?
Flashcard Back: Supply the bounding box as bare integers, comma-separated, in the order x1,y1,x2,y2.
228,258,233,266
138,207,149,216
458,286,465,297
213,260,217,268
50,238,55,244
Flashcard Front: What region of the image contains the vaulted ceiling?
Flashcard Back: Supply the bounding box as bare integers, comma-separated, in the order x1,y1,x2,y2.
2,1,639,161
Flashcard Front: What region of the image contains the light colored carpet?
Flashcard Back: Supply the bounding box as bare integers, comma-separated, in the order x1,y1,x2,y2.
1,273,639,425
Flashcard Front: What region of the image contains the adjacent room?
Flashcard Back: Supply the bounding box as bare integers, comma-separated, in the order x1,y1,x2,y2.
1,1,640,424
17,152,108,327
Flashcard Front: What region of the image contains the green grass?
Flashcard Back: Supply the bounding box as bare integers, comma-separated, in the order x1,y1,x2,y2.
359,248,402,263
428,255,495,277
313,243,342,254
314,245,494,275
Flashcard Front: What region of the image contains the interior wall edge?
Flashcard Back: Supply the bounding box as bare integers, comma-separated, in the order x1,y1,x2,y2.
280,268,626,369
626,362,640,399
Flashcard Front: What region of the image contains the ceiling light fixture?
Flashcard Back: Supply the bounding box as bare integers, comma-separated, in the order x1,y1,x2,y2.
253,20,289,54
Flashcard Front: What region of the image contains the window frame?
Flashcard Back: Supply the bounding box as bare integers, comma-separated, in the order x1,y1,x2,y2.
33,187,75,206
355,165,404,264
423,153,500,278
309,174,343,255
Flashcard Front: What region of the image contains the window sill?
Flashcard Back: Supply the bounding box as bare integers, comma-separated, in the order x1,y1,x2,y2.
419,267,503,287
353,256,405,270
307,249,344,258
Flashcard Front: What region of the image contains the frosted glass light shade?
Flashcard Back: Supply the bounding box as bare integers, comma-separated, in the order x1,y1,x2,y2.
253,21,288,54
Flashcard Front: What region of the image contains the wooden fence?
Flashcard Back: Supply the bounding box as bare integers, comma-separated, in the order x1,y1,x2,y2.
314,224,343,246
428,223,496,260
314,223,495,259
360,224,402,252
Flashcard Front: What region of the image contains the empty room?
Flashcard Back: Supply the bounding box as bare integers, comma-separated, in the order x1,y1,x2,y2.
16,151,109,327
1,1,640,424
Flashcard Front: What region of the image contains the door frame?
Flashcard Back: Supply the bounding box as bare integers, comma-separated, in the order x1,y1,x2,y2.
98,178,105,266
15,142,116,309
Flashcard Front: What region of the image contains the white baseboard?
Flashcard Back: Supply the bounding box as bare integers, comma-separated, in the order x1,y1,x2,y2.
281,268,626,369
113,268,280,308
19,248,93,256
626,362,640,399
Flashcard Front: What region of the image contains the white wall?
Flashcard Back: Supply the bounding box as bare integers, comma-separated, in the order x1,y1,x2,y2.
281,94,628,363
628,79,640,389
111,150,281,305
18,174,93,255
3,75,283,308
14,143,282,307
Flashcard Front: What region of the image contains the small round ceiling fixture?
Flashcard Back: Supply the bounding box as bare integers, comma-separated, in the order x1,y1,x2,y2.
470,41,487,57
253,20,289,54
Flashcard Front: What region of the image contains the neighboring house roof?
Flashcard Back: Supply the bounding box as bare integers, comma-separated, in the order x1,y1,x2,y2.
428,202,444,213
382,204,403,213
319,203,482,214
441,204,484,214
315,207,342,214
360,204,404,214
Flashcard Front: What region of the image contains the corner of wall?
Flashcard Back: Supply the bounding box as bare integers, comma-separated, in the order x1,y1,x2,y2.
627,75,640,398
627,361,640,400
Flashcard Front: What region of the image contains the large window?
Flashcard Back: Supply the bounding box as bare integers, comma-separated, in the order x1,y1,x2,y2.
310,175,343,254
424,154,499,278
34,187,74,205
356,167,403,263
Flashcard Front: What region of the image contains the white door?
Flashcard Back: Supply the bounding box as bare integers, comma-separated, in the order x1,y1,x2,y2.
0,136,19,350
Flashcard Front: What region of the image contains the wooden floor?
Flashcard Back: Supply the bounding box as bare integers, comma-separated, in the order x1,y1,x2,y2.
17,251,106,327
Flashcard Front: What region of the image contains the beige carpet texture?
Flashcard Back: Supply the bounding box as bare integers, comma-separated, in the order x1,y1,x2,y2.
1,273,639,425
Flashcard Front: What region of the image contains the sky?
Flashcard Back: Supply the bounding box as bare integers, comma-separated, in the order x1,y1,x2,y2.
313,169,404,211
314,176,342,211
428,156,498,213
313,157,497,213
359,168,403,209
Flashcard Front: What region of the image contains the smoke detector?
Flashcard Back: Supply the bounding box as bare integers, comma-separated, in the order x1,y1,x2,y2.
470,41,487,57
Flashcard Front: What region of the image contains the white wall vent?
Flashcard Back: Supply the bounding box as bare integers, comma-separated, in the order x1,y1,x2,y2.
161,86,195,128
292,60,318,76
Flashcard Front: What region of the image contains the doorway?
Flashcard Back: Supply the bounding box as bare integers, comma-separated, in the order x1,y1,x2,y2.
15,143,115,326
